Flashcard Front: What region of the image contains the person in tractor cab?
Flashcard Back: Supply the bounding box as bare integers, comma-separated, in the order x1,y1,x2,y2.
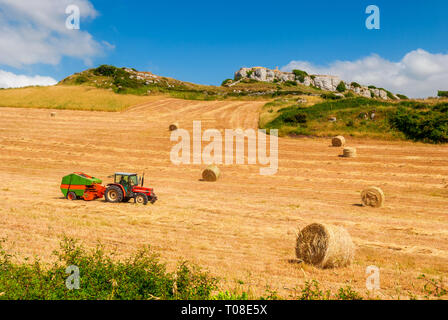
119,176,129,192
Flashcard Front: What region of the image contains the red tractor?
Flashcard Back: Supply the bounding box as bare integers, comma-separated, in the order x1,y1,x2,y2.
105,172,157,205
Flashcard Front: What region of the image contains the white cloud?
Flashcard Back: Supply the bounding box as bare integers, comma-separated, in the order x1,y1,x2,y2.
0,0,108,68
0,69,57,88
281,49,448,98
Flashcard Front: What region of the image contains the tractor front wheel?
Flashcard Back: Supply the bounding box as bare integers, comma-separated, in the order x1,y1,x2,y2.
105,186,123,203
67,191,77,200
135,193,148,205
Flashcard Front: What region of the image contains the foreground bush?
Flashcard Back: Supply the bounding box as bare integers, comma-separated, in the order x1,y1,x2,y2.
0,238,217,300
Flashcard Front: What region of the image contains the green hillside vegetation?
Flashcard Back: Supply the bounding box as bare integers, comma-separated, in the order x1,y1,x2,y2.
261,96,448,143
60,65,324,101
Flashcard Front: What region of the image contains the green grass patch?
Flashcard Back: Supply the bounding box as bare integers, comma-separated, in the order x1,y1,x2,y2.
262,96,448,143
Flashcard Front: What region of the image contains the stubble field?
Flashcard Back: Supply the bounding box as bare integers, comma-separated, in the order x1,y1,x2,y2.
1,96,447,299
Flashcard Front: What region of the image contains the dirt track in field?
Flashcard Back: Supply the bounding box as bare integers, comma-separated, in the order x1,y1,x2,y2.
1,97,448,299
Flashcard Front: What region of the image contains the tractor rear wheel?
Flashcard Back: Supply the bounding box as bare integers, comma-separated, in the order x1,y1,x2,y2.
135,193,148,205
105,186,123,203
67,191,77,200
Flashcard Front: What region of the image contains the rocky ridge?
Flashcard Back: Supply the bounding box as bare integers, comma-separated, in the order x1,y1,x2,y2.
234,67,398,100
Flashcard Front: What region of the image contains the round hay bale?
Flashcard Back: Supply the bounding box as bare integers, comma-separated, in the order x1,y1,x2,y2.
361,186,385,208
332,135,345,147
202,165,221,182
295,223,355,268
169,122,179,131
342,147,356,158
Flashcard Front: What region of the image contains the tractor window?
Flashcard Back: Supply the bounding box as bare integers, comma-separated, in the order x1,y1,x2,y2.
129,175,138,186
115,175,128,184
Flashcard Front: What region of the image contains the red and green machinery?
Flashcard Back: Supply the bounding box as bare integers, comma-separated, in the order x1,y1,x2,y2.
60,172,106,201
60,172,157,205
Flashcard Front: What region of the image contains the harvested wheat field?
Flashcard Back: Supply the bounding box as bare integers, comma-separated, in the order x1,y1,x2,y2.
1,96,448,299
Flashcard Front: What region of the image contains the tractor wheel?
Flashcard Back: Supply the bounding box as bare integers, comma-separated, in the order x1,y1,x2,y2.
135,193,148,205
67,192,77,200
105,185,123,203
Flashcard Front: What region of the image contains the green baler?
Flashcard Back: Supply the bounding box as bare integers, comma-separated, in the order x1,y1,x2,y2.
60,172,106,201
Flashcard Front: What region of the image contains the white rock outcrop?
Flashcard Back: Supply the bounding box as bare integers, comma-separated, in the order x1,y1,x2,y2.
234,67,396,99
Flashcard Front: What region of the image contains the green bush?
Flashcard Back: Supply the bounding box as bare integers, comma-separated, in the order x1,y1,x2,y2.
321,92,342,100
74,76,88,84
292,69,308,83
396,94,409,100
336,82,346,92
390,106,448,143
344,91,355,98
284,80,298,86
351,82,361,88
221,79,232,86
438,91,448,97
0,238,217,300
93,65,119,77
386,91,396,100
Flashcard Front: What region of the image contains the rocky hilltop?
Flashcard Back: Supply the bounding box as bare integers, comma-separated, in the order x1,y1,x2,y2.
234,66,399,100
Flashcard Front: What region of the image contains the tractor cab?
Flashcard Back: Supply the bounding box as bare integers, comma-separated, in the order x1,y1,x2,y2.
114,172,138,192
105,172,157,205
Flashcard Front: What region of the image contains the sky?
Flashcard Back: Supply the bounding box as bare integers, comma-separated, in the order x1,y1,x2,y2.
0,0,447,97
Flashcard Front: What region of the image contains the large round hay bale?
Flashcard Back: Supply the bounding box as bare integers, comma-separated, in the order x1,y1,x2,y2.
361,186,385,208
332,135,345,147
342,147,356,158
295,223,355,268
202,165,221,182
169,122,179,131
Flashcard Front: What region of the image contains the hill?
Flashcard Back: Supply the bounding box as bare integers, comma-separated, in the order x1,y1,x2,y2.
59,64,328,100
261,96,448,143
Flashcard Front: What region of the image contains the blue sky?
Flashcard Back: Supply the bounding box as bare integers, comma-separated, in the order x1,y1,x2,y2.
0,0,447,97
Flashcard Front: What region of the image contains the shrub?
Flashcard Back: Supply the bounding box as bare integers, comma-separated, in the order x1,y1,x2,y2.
390,106,448,143
282,111,307,125
321,92,342,100
298,280,331,300
336,82,346,92
0,237,218,300
334,286,363,300
351,82,361,88
94,65,119,77
346,119,355,127
75,75,89,84
368,85,377,89
221,79,232,86
284,80,298,86
396,94,409,100
344,91,355,98
292,69,308,83
438,91,448,97
386,91,396,100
